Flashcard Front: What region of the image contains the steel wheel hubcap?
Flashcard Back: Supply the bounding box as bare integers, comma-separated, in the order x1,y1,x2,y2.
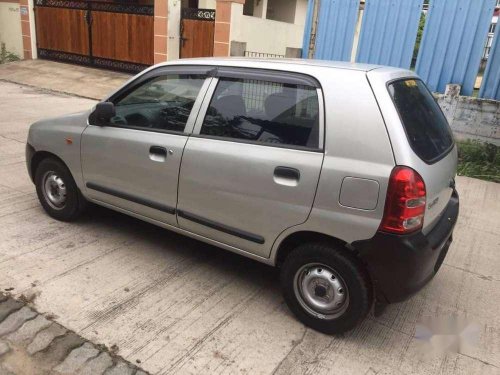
42,171,67,209
294,263,349,320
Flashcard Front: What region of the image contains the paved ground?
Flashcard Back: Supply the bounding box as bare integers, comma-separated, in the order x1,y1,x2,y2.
0,61,499,375
0,292,145,374
0,60,130,100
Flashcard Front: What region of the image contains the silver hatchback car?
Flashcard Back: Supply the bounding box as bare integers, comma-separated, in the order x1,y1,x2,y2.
26,58,459,334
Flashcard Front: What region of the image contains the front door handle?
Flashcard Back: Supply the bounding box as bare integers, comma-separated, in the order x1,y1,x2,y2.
149,146,167,162
274,166,300,186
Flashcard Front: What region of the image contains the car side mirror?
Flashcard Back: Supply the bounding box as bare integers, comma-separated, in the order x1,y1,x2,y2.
93,102,116,125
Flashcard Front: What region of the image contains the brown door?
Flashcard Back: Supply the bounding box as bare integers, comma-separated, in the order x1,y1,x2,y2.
35,6,89,56
91,11,154,65
180,9,215,58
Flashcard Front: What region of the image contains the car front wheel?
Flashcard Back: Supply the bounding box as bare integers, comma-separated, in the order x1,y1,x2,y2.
281,242,373,334
35,158,87,221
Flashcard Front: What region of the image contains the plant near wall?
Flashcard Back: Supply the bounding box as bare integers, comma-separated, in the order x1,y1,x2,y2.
457,140,500,183
0,43,20,64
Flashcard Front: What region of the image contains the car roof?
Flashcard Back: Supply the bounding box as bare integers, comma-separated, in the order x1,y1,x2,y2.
156,57,397,73
106,57,414,102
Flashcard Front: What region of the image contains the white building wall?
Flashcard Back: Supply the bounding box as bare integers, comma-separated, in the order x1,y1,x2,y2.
0,2,23,58
232,11,305,56
198,0,216,9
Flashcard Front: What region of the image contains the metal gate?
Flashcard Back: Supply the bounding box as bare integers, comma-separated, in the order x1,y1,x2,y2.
34,0,154,73
180,8,215,59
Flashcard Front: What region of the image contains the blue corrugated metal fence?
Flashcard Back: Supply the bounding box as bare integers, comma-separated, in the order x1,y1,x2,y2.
479,27,500,100
416,0,496,95
303,0,499,98
303,0,359,61
356,0,423,69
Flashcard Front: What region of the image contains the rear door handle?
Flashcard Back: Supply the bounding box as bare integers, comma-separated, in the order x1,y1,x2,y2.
149,146,167,162
274,166,300,186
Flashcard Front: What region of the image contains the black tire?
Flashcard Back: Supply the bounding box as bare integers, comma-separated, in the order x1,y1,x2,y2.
280,242,373,334
34,157,87,221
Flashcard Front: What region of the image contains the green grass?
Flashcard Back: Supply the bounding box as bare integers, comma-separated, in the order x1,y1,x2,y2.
457,140,500,183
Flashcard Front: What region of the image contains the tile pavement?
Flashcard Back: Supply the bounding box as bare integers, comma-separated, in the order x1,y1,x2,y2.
0,293,147,375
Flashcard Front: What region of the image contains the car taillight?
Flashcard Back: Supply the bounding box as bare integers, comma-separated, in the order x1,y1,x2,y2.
380,166,426,234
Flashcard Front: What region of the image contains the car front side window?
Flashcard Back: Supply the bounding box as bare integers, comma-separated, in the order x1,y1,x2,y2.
111,74,206,132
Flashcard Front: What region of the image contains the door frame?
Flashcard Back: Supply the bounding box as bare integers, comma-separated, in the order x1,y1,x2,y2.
34,0,154,73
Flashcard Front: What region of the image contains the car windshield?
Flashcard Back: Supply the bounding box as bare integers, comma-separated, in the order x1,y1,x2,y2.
388,79,454,163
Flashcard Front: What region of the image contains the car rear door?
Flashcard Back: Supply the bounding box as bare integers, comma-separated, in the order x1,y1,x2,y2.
176,68,324,258
81,66,212,226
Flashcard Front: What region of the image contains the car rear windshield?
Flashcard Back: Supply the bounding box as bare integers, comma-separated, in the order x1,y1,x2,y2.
388,79,454,163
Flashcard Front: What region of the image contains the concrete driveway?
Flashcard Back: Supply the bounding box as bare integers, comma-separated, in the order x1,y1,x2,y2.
0,63,499,375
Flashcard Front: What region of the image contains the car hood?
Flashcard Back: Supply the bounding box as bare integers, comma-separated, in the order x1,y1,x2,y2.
30,110,92,129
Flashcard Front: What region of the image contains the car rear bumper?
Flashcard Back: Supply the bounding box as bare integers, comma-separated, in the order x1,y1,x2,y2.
353,190,459,303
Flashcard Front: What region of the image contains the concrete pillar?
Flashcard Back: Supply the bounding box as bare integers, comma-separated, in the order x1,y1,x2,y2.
254,0,267,19
154,0,168,63
351,7,363,63
445,84,461,97
28,0,36,58
213,0,245,57
19,0,33,59
167,0,181,60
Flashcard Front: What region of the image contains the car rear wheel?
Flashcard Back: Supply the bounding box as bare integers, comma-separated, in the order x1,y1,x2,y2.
35,158,87,221
281,242,373,334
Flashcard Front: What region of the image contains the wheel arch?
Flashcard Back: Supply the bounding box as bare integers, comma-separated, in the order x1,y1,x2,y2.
30,150,69,183
274,230,357,267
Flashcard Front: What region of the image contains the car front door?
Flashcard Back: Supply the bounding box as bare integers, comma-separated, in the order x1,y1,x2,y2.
81,66,212,226
177,68,325,258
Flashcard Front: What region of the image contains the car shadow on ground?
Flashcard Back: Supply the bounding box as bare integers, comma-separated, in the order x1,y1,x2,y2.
77,202,282,294
74,203,411,331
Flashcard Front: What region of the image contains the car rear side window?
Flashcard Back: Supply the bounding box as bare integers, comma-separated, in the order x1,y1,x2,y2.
200,78,320,149
388,79,454,163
